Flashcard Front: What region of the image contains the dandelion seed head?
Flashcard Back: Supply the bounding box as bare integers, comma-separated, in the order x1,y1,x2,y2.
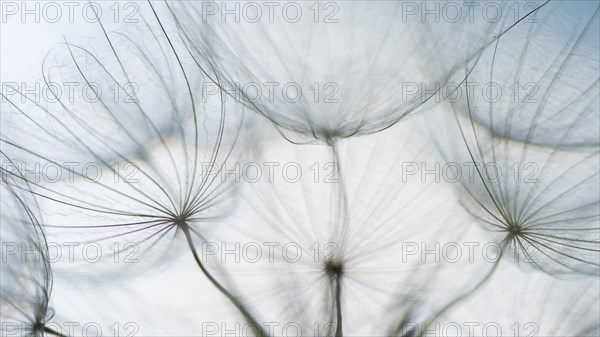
422,2,600,276
506,222,522,237
2,0,597,334
1,172,56,336
324,258,344,278
173,214,188,227
168,1,535,143
0,7,255,280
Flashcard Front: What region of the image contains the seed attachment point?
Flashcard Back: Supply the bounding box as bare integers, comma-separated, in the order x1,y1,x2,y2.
324,259,344,277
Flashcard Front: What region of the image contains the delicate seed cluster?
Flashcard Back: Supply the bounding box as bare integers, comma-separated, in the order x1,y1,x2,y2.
1,1,598,336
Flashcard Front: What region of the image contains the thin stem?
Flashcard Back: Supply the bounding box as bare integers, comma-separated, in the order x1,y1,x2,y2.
43,326,69,337
180,224,268,337
333,274,343,337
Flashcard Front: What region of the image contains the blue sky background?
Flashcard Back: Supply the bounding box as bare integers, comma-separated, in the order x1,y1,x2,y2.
1,1,598,90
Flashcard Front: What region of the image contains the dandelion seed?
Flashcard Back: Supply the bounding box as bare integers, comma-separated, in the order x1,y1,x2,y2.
167,1,549,143
429,3,600,275
1,5,265,333
217,119,477,336
457,2,600,148
0,166,68,337
1,0,596,334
